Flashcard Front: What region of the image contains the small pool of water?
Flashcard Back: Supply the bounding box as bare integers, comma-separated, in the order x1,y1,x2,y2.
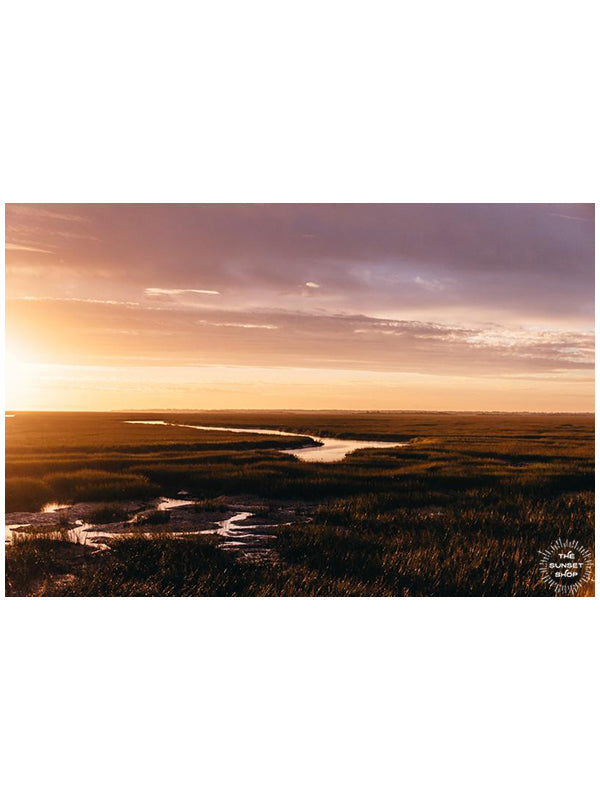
41,502,71,514
157,497,195,511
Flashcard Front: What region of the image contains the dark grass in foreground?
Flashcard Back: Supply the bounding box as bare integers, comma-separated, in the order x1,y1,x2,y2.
6,487,594,596
5,411,595,597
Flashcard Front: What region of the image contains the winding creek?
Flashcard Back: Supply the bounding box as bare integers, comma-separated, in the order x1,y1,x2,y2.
6,418,406,557
125,419,407,462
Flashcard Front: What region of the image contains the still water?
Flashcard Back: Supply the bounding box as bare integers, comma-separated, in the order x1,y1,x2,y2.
125,420,406,462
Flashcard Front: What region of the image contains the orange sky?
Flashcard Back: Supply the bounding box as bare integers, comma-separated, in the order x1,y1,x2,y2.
5,203,595,412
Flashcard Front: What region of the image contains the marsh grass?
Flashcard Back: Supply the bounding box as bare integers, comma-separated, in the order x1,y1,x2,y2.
46,533,251,597
48,470,160,503
6,530,89,596
193,497,229,513
5,411,595,596
5,477,50,512
85,504,132,524
132,509,171,525
35,503,593,596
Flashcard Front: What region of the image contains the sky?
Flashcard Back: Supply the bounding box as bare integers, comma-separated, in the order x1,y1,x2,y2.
4,203,595,411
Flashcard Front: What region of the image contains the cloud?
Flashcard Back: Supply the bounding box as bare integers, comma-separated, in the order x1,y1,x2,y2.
414,276,445,291
7,206,89,223
5,203,594,326
7,297,594,378
145,287,221,297
549,212,593,223
197,321,278,329
13,296,140,307
5,243,54,254
4,203,593,411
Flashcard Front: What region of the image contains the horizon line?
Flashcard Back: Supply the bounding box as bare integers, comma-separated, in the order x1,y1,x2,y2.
5,408,595,415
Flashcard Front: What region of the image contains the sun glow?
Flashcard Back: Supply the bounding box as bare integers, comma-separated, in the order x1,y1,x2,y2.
4,339,41,410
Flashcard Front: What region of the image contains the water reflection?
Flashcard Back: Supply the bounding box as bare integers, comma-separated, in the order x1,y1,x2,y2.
125,420,406,462
41,502,71,514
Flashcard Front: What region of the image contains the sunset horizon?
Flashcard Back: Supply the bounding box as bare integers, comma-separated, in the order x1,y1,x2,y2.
6,407,596,414
5,203,595,599
4,6,596,795
5,203,594,413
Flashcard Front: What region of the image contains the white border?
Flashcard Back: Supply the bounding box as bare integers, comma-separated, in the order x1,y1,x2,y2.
2,1,597,798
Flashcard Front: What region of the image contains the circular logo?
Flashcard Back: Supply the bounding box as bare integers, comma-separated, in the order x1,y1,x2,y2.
538,538,594,595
